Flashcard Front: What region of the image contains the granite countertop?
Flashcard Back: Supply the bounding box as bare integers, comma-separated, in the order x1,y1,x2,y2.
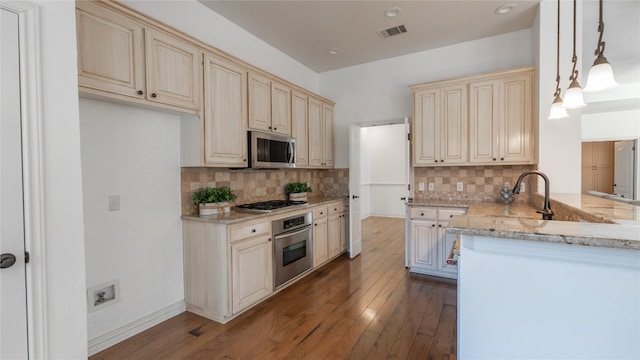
182,196,346,225
546,193,640,226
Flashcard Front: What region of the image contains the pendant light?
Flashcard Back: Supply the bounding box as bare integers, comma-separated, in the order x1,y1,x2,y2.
562,0,587,109
584,0,619,92
549,0,569,119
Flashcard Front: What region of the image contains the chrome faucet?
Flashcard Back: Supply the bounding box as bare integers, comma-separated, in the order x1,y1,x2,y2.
512,170,554,220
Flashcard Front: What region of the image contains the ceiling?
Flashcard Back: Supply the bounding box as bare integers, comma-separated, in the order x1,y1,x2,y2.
198,0,541,73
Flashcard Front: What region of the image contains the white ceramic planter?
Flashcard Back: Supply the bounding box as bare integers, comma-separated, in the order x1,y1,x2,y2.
198,202,231,215
288,192,307,202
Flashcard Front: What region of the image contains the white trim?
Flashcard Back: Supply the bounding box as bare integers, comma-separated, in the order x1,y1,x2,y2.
1,2,48,359
368,213,405,219
88,301,186,356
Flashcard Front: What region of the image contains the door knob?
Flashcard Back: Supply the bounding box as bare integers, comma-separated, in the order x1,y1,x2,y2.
0,253,16,269
401,197,406,200
352,195,359,199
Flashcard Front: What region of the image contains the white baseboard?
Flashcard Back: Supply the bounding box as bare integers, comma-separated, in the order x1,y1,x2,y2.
88,300,186,356
369,213,405,219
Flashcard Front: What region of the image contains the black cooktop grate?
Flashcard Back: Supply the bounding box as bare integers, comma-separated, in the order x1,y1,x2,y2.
236,200,307,212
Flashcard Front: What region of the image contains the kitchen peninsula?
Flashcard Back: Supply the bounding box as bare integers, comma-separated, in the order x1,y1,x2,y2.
447,193,640,358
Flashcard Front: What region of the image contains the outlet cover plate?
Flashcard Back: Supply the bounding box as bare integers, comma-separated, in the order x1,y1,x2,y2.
457,182,464,191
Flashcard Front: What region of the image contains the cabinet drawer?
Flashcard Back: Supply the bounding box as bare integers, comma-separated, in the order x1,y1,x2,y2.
328,202,342,215
438,209,467,222
230,222,270,242
313,206,328,219
410,208,437,220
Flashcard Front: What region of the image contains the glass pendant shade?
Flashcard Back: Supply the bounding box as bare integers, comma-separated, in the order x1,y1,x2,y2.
548,96,569,119
584,57,619,92
562,79,586,109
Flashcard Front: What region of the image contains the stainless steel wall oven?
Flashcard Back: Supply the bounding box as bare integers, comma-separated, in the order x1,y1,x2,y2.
272,212,312,289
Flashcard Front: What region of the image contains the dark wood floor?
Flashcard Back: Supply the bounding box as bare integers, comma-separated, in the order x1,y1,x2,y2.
90,217,458,360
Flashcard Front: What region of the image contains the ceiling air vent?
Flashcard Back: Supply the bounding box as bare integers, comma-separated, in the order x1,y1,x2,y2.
378,25,407,39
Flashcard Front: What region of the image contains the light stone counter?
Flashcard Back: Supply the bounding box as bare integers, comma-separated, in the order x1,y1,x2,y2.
407,199,540,219
544,193,640,225
181,196,346,224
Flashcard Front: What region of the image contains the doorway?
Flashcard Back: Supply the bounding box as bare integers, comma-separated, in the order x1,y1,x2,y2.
581,139,638,200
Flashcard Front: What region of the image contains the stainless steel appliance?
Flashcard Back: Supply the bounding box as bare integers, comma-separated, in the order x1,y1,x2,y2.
273,212,312,289
235,200,307,213
249,131,296,169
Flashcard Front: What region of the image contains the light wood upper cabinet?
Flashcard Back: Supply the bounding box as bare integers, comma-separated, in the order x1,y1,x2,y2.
308,98,334,168
248,72,292,135
469,70,533,164
144,29,200,110
413,83,467,166
76,2,200,111
292,91,309,167
76,1,145,98
271,82,292,135
202,53,248,167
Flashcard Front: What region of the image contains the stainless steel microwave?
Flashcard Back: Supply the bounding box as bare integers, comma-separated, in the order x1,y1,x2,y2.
248,131,296,169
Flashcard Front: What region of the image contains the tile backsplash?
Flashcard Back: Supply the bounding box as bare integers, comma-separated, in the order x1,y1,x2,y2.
413,165,537,202
181,168,349,215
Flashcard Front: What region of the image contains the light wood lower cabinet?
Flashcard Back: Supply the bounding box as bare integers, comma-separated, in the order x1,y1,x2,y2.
407,206,466,279
182,219,272,323
313,201,345,267
231,234,273,314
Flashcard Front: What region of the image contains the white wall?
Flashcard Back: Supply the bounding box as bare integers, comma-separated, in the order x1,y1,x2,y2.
362,124,407,218
33,1,88,357
122,0,318,92
319,29,534,168
535,0,583,194
79,99,184,344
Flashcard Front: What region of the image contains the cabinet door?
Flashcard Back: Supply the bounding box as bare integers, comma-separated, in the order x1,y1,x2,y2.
292,91,309,167
322,104,334,167
248,72,272,132
76,1,145,98
410,221,437,271
413,89,439,165
145,28,200,110
437,225,458,275
308,98,323,167
271,81,292,135
440,85,468,164
340,213,347,251
231,235,273,314
313,217,328,267
328,214,342,258
469,80,499,164
499,73,532,163
203,53,248,166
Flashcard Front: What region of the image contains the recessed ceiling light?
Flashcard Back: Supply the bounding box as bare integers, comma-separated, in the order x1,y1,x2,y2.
328,48,340,55
384,7,401,18
495,3,517,15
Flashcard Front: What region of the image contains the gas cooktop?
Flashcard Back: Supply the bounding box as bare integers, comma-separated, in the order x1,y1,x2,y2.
235,200,308,213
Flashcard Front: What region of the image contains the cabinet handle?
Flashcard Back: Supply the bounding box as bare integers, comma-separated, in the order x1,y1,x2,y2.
268,126,272,130
251,229,256,233
432,224,435,227
440,160,444,162
268,237,272,242
151,93,157,98
438,224,442,228
500,157,504,161
137,90,143,95
421,212,424,216
320,212,323,215
434,160,438,163
493,158,497,161
274,127,277,131
334,208,337,211
314,223,317,226
243,159,247,162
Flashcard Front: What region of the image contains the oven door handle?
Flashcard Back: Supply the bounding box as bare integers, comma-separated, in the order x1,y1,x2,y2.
274,225,311,240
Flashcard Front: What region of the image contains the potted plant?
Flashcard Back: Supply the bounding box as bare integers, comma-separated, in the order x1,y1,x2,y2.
285,182,312,201
192,186,237,215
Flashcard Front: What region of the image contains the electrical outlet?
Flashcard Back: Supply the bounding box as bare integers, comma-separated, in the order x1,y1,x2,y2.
521,182,526,192
418,182,425,192
428,183,435,191
109,195,120,211
457,182,464,192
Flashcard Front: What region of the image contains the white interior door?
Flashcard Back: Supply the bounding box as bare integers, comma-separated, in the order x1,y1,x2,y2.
1,7,29,359
404,117,412,267
614,140,635,199
349,124,362,258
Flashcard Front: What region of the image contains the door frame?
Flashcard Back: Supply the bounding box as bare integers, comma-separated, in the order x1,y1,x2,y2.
2,1,48,358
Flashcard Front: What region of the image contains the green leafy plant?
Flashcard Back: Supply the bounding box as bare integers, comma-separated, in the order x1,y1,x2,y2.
192,187,237,204
285,182,312,194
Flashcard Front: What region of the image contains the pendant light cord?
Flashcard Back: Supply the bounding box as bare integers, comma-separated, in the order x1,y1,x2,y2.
595,0,606,57
554,0,561,97
569,0,579,82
